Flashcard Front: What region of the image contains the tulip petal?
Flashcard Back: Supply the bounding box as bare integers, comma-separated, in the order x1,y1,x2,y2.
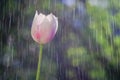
31,12,58,44
47,13,54,22
32,11,38,27
37,13,46,25
46,14,58,40
52,15,58,34
31,11,39,43
38,17,52,43
47,14,58,33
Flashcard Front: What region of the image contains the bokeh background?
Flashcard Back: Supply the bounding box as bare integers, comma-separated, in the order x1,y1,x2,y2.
0,0,120,80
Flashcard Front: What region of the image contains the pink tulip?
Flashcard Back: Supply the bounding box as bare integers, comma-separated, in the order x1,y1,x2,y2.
31,11,58,44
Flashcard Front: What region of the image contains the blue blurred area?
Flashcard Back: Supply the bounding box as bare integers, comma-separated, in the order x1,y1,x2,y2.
62,0,76,7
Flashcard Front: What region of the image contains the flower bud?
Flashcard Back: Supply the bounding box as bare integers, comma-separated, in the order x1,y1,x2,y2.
31,11,58,44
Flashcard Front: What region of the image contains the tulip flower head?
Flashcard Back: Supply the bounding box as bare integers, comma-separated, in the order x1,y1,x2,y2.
31,11,58,44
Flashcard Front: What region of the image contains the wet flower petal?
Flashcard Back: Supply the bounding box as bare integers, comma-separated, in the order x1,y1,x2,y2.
31,11,58,44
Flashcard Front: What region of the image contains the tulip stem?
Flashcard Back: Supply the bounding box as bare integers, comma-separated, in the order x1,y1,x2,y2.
36,45,43,80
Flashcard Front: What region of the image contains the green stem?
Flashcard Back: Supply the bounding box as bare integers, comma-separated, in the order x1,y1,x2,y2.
36,45,43,80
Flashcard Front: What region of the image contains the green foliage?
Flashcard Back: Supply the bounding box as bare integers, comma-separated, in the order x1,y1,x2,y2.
108,0,120,13
41,56,57,80
86,0,120,80
66,0,120,80
67,47,87,66
114,36,120,46
90,69,106,80
114,13,120,27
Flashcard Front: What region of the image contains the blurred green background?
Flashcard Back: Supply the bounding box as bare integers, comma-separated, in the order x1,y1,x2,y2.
0,0,120,80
